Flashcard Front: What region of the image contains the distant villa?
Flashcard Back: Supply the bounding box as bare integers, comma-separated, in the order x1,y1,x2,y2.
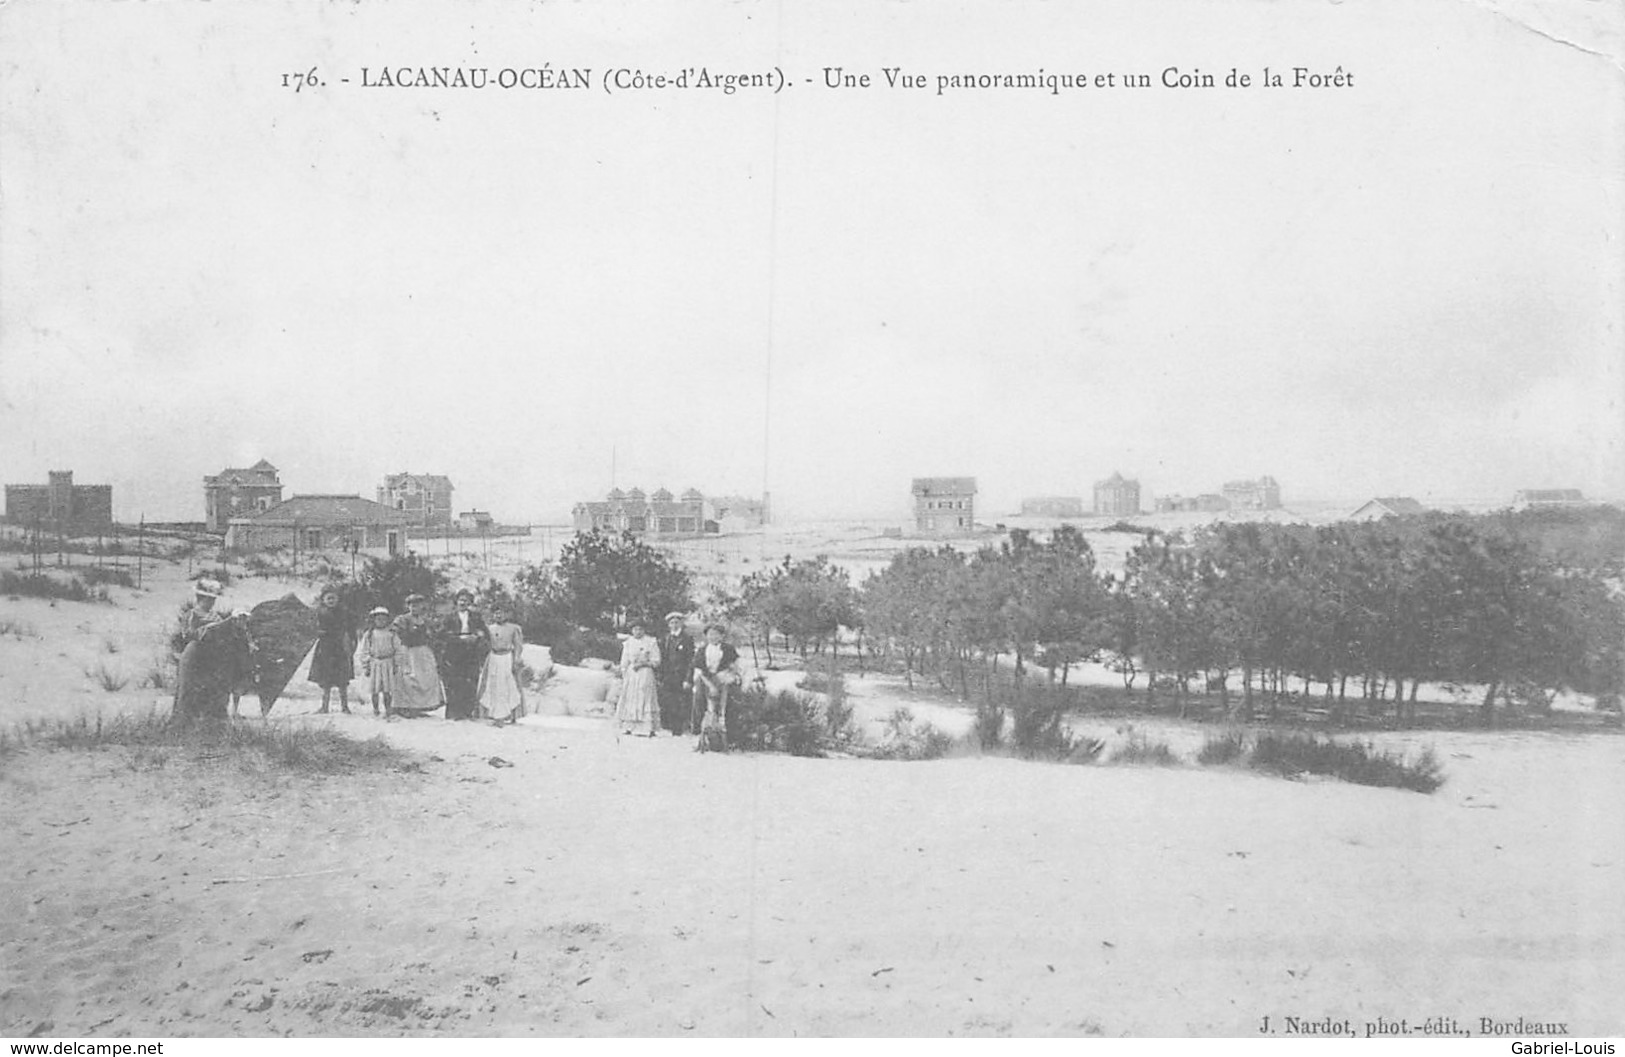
912,477,977,535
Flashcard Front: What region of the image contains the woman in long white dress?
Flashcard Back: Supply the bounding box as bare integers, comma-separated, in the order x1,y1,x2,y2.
616,622,662,737
479,603,525,725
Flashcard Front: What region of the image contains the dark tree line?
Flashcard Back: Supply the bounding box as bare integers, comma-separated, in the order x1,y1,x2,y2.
459,513,1622,724
857,517,1623,724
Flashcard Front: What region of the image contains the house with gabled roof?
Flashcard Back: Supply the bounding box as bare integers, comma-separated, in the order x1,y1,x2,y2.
378,472,455,528
1349,496,1426,521
1511,489,1587,511
572,487,711,536
224,494,409,554
203,459,283,532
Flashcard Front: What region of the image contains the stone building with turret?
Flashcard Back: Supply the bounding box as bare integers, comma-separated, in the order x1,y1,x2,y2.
4,471,113,532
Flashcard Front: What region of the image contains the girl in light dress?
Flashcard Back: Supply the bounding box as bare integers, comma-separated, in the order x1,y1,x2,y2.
479,602,526,725
615,622,662,737
354,606,403,716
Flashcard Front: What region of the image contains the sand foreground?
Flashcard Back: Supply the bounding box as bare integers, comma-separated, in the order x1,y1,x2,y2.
2,564,1622,1037
3,706,1622,1038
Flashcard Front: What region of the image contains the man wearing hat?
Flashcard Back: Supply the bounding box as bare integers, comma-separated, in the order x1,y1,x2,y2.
691,622,741,743
437,589,488,721
656,611,696,734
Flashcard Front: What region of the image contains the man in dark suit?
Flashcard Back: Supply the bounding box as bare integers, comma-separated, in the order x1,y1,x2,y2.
437,590,488,720
691,623,740,739
657,611,696,734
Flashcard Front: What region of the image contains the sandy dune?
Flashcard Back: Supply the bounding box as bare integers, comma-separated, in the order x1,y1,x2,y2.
2,557,1622,1037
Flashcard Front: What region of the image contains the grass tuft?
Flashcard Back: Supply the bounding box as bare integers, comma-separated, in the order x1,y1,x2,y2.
7,709,418,776
86,661,128,692
141,654,176,690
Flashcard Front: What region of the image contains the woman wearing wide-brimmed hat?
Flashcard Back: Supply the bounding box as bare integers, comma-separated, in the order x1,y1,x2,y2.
390,593,444,716
171,577,231,722
615,620,662,737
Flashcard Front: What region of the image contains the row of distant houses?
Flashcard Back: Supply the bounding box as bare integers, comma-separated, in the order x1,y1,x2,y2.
200,462,484,554
570,488,769,537
204,462,468,533
1018,474,1283,519
1349,490,1592,520
0,463,1600,547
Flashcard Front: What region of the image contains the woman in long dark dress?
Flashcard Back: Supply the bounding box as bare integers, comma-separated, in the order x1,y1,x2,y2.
172,578,230,722
310,588,355,714
437,590,488,721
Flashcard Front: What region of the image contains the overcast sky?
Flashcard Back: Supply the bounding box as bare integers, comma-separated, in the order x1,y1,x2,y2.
2,0,1621,523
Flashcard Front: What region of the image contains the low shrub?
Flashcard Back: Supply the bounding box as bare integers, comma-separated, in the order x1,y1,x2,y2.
974,700,1005,748
729,687,827,757
548,627,625,667
1009,689,1079,760
1067,736,1107,763
1248,732,1444,793
823,671,856,745
797,670,834,694
0,618,37,639
0,571,108,603
81,566,136,588
241,553,279,578
1197,729,1249,765
867,707,958,761
1108,733,1182,766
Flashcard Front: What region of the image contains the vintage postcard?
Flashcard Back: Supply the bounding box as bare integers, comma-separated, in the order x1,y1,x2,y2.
1,0,1621,1042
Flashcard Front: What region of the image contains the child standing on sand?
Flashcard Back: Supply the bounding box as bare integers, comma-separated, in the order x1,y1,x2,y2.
355,606,403,716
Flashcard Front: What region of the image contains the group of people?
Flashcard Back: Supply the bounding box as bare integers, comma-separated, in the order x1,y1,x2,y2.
335,588,527,722
614,612,740,747
170,579,745,749
171,580,526,724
